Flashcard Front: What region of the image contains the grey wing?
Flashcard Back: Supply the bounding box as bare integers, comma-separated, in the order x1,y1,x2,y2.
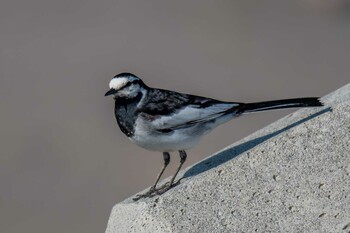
139,89,241,131
149,100,240,131
140,89,191,116
153,104,240,131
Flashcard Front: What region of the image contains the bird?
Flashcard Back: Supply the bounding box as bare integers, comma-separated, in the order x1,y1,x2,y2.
104,72,323,200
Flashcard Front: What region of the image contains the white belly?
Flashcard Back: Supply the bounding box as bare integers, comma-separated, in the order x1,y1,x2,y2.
130,129,202,152
130,112,237,152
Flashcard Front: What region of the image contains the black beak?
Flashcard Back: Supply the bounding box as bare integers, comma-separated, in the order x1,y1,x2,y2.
105,89,117,96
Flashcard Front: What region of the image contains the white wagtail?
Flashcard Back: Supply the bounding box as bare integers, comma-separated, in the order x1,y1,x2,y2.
105,72,323,199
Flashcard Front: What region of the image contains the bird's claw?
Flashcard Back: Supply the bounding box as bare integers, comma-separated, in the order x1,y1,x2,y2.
133,180,182,201
154,184,172,195
133,187,157,201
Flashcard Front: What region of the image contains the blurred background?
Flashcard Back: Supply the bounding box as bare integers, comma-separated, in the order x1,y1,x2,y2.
1,0,350,232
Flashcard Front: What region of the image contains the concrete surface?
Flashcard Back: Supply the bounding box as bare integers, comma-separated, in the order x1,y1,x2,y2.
106,83,350,233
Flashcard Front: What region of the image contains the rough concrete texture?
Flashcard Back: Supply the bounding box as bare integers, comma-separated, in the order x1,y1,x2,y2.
106,83,350,233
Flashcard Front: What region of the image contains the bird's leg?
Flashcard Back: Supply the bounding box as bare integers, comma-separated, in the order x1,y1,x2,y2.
133,152,170,200
157,150,187,194
150,152,170,192
169,150,187,186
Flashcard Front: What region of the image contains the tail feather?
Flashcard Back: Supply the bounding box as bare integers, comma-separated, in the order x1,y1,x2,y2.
237,97,323,114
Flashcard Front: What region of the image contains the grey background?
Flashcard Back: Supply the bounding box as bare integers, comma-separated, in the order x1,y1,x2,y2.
1,1,349,232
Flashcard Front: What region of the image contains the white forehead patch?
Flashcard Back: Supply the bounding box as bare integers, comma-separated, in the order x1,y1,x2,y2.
109,74,139,90
109,77,129,90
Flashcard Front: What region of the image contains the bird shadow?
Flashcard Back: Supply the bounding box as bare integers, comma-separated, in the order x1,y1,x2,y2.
182,107,331,179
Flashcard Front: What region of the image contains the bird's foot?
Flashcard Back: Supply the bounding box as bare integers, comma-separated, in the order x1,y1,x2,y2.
133,186,157,201
154,179,181,195
133,179,182,201
154,184,172,195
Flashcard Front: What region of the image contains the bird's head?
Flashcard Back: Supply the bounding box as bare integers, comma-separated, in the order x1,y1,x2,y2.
105,73,146,99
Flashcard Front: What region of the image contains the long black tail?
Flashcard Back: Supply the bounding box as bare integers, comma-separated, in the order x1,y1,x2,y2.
237,97,323,114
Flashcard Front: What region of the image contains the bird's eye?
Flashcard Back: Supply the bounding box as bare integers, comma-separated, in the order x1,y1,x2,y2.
120,80,140,90
123,82,133,88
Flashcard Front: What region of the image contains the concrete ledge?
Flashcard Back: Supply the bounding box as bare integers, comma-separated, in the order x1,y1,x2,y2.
106,83,350,233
